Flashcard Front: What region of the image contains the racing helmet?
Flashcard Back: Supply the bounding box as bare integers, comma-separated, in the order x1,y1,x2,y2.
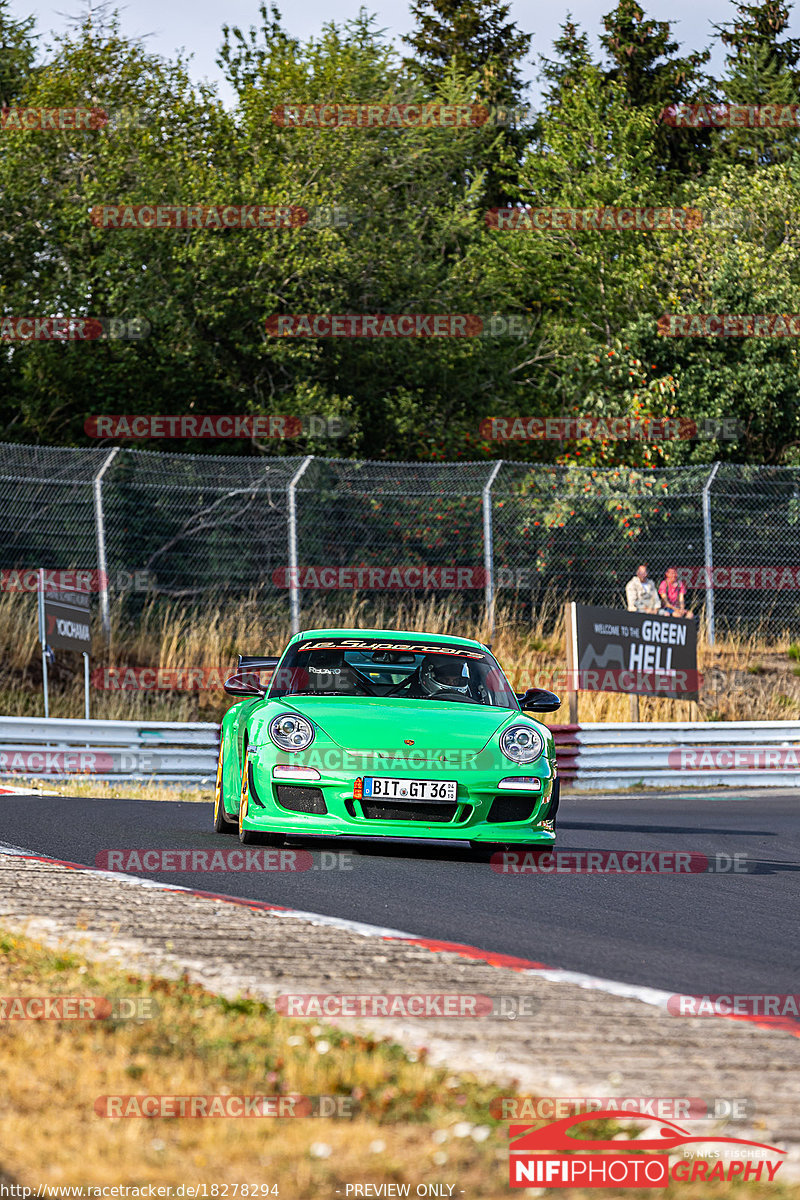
419,655,471,697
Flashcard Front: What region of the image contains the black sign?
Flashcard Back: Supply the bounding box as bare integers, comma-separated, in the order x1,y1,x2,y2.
566,603,698,699
44,589,91,652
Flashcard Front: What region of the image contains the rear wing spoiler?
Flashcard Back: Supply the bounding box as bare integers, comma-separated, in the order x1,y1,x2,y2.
237,655,280,671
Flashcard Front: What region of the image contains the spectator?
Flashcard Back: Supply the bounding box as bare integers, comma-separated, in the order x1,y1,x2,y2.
658,566,693,618
625,563,660,613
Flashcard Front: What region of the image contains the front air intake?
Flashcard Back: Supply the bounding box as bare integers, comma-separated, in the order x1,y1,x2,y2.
486,795,537,824
275,786,327,814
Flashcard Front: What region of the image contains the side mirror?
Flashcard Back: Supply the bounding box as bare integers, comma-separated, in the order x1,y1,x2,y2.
516,687,561,713
224,672,266,698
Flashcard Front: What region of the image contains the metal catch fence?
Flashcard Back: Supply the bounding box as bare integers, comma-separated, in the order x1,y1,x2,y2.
1,443,800,639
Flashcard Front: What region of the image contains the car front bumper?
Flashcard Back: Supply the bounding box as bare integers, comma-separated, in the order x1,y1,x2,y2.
241,745,558,843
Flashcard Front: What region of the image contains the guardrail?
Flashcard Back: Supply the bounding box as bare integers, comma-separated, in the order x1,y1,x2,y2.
1,717,798,790
0,717,219,783
552,721,800,789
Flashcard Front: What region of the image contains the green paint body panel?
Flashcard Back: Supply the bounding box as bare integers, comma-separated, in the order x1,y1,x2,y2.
218,628,558,845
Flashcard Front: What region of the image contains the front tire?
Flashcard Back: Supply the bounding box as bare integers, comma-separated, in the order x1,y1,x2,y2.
237,746,284,846
213,742,238,834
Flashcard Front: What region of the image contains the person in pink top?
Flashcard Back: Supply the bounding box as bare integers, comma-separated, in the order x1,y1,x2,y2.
658,566,693,618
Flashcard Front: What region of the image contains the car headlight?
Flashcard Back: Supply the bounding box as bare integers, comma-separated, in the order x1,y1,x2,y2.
500,724,544,764
269,712,315,752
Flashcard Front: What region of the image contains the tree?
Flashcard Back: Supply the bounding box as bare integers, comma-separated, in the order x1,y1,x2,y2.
403,0,534,206
403,0,531,107
0,0,36,107
599,0,712,179
644,162,800,463
539,18,594,108
714,0,800,164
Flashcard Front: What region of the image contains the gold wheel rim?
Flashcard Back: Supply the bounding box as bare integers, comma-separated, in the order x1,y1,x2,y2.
239,750,249,832
214,743,223,822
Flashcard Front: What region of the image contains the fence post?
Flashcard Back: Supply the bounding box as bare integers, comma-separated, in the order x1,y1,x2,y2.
702,461,721,646
288,456,314,636
482,461,503,640
93,447,120,642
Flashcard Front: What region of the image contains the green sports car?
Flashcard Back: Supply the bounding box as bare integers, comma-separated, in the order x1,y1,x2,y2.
214,628,561,849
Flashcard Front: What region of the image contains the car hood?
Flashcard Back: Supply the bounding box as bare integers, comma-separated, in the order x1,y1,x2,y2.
278,695,517,753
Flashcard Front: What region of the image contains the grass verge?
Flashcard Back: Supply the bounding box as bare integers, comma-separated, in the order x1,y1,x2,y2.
2,591,800,724
0,928,795,1197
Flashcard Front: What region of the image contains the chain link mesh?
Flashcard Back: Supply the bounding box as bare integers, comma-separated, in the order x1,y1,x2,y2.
1,443,799,635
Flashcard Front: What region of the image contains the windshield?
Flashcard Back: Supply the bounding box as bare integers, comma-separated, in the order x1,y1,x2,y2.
268,638,519,707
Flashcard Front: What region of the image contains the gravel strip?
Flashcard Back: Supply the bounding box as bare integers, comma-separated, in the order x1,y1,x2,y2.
0,851,797,1174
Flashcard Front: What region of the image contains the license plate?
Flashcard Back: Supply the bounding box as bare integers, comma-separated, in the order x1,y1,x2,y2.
363,776,457,802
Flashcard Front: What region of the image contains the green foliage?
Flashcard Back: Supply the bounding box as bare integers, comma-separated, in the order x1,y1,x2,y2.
403,0,531,106
1,0,800,464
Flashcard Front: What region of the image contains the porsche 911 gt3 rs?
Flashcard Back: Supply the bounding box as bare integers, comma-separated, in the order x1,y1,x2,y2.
214,628,561,849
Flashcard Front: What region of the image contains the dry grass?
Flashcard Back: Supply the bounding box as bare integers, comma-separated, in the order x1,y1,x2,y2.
0,927,795,1198
1,589,798,725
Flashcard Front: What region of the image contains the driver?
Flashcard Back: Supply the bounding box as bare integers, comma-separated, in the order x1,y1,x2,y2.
418,654,472,699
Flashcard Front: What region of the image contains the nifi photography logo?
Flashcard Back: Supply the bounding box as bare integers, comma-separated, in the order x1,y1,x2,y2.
508,1110,785,1188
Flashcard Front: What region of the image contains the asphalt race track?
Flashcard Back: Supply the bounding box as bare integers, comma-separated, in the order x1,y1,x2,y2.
2,790,798,997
